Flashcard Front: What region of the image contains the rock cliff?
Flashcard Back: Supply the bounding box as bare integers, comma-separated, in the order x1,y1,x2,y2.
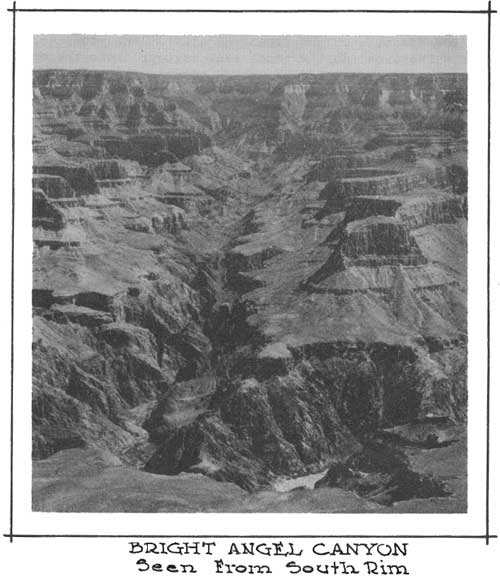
32,69,467,512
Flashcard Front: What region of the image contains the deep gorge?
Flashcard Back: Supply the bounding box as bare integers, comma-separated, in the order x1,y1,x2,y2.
32,70,467,512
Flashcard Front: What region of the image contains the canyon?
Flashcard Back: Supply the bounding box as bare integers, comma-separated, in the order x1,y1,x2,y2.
32,70,467,512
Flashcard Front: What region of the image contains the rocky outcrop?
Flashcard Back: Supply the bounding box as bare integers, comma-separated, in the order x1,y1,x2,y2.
146,373,360,490
344,192,465,228
379,419,463,447
88,159,128,180
43,304,114,327
310,216,427,275
341,216,427,266
320,168,449,213
145,335,466,492
32,287,207,460
96,131,212,167
32,237,214,459
32,315,158,459
34,164,99,196
32,69,467,513
33,189,66,230
397,193,465,228
151,207,187,234
33,174,74,199
224,247,282,293
315,440,451,505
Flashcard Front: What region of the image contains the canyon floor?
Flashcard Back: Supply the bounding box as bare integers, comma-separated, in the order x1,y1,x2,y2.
32,70,467,512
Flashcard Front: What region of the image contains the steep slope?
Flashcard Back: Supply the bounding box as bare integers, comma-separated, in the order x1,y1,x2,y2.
32,70,467,512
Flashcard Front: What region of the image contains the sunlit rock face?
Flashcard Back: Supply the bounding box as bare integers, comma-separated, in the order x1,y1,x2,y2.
32,69,467,512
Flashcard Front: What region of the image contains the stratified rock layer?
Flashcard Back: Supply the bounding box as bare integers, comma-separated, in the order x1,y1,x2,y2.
32,69,467,512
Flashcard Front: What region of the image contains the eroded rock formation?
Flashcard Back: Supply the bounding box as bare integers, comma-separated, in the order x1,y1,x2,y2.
32,70,467,512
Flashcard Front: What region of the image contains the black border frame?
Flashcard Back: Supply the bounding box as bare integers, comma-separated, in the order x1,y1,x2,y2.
5,0,496,545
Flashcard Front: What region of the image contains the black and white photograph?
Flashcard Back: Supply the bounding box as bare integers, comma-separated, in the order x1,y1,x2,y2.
31,33,469,514
3,1,500,574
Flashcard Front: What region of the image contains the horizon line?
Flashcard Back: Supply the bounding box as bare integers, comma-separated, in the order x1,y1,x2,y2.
32,67,468,77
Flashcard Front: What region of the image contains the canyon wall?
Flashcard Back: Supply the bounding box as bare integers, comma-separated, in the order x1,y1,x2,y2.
32,70,467,511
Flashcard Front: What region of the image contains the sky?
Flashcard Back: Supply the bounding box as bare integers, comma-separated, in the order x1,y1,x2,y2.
33,35,467,75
